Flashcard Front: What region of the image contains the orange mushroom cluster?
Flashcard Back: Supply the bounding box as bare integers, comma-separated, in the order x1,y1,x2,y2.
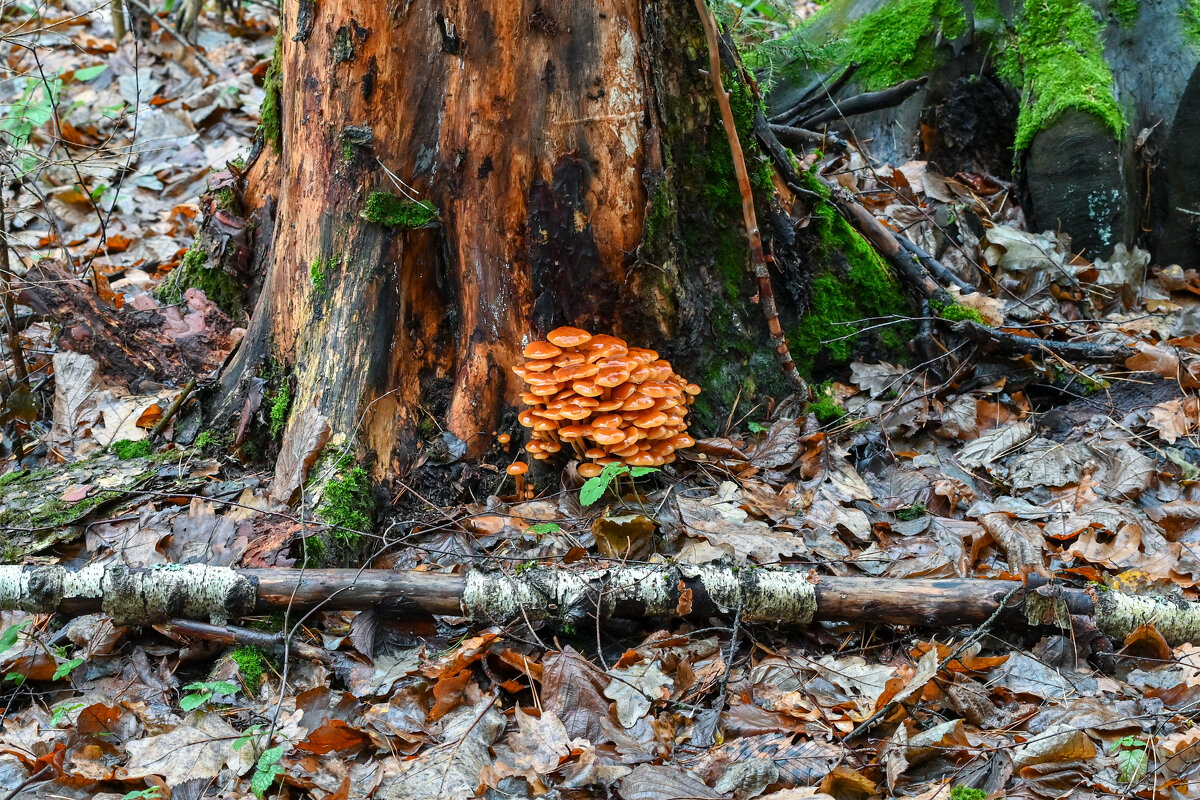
513,327,700,476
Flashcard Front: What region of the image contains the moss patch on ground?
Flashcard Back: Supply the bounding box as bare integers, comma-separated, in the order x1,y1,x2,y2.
155,246,242,316
787,171,912,375
997,0,1124,150
931,299,987,325
230,645,270,693
361,192,438,228
317,465,374,539
112,439,153,460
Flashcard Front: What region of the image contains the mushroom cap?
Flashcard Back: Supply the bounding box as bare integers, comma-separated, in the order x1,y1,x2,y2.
611,443,640,458
621,393,655,412
629,366,653,383
524,372,561,387
591,428,626,446
497,433,511,444
518,410,536,427
560,404,590,421
519,392,541,405
531,417,558,432
554,351,586,368
628,347,659,363
595,367,631,388
524,359,555,372
685,383,702,396
547,326,593,348
524,341,562,359
507,462,529,475
541,439,562,453
594,398,624,412
577,462,605,478
559,424,593,440
673,434,696,449
592,413,622,429
585,447,607,459
572,380,603,397
626,453,658,467
531,383,561,397
582,335,629,361
553,363,599,382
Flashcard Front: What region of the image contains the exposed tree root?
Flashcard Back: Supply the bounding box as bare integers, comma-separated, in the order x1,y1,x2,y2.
952,319,1129,363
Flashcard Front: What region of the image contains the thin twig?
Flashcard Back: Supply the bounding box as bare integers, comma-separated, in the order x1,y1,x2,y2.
151,378,197,438
0,190,28,386
692,0,806,393
122,0,219,75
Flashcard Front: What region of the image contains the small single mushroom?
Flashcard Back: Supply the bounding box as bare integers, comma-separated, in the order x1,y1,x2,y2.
626,453,657,467
585,447,607,459
578,462,604,478
554,351,586,368
524,360,555,373
507,462,529,496
547,326,593,348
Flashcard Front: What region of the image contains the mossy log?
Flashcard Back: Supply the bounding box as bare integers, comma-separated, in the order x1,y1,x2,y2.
4,564,1198,646
769,0,1200,261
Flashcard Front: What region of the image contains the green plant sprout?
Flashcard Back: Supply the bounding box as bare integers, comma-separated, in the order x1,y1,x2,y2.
580,462,659,507
180,680,239,711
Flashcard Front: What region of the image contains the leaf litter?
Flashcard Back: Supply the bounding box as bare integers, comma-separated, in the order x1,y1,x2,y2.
3,5,1200,800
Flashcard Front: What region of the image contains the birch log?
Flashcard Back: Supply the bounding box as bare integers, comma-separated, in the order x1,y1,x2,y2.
0,564,1193,645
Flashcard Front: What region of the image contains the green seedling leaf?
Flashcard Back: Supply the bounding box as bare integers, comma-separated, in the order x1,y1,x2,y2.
580,462,628,507
122,788,162,799
234,724,264,751
251,744,286,797
0,620,31,653
628,466,659,478
527,522,561,534
71,65,108,81
5,673,24,685
53,658,84,680
180,680,239,711
50,702,85,727
747,421,767,433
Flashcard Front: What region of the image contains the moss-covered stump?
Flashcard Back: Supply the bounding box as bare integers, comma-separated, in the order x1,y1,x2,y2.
0,450,183,558
1025,109,1134,255
765,0,1200,260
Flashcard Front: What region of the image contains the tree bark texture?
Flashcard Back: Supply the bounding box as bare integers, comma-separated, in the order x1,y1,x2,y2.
216,1,808,474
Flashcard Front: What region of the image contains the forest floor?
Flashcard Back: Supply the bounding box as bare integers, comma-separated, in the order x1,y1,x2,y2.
1,4,1200,800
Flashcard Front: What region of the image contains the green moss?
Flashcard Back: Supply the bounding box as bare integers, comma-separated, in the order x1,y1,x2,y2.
1111,0,1139,24
258,33,283,152
269,383,291,439
931,300,987,325
309,259,326,295
155,246,242,316
896,502,927,521
193,431,216,450
788,170,912,374
0,469,28,487
816,0,974,90
950,788,987,800
230,646,269,693
361,192,438,228
1184,0,1200,47
342,143,355,162
317,466,374,539
112,439,153,460
213,186,241,216
809,383,846,423
998,0,1124,151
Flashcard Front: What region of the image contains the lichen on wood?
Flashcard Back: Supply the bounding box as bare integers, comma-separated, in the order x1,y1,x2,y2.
0,564,257,625
1092,588,1200,643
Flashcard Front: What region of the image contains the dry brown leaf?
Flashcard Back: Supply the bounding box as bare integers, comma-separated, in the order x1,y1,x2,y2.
50,350,100,454
270,404,332,506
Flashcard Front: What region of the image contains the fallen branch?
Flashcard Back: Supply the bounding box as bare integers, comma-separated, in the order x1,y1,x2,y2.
769,63,860,126
951,320,1129,363
769,123,849,154
2,564,1198,646
693,0,806,393
796,77,928,129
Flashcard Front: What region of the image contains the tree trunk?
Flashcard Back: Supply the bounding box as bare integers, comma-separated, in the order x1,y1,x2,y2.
213,0,818,479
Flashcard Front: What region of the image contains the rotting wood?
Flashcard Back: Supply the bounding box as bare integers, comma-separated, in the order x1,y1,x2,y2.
952,319,1130,362
4,564,1199,646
